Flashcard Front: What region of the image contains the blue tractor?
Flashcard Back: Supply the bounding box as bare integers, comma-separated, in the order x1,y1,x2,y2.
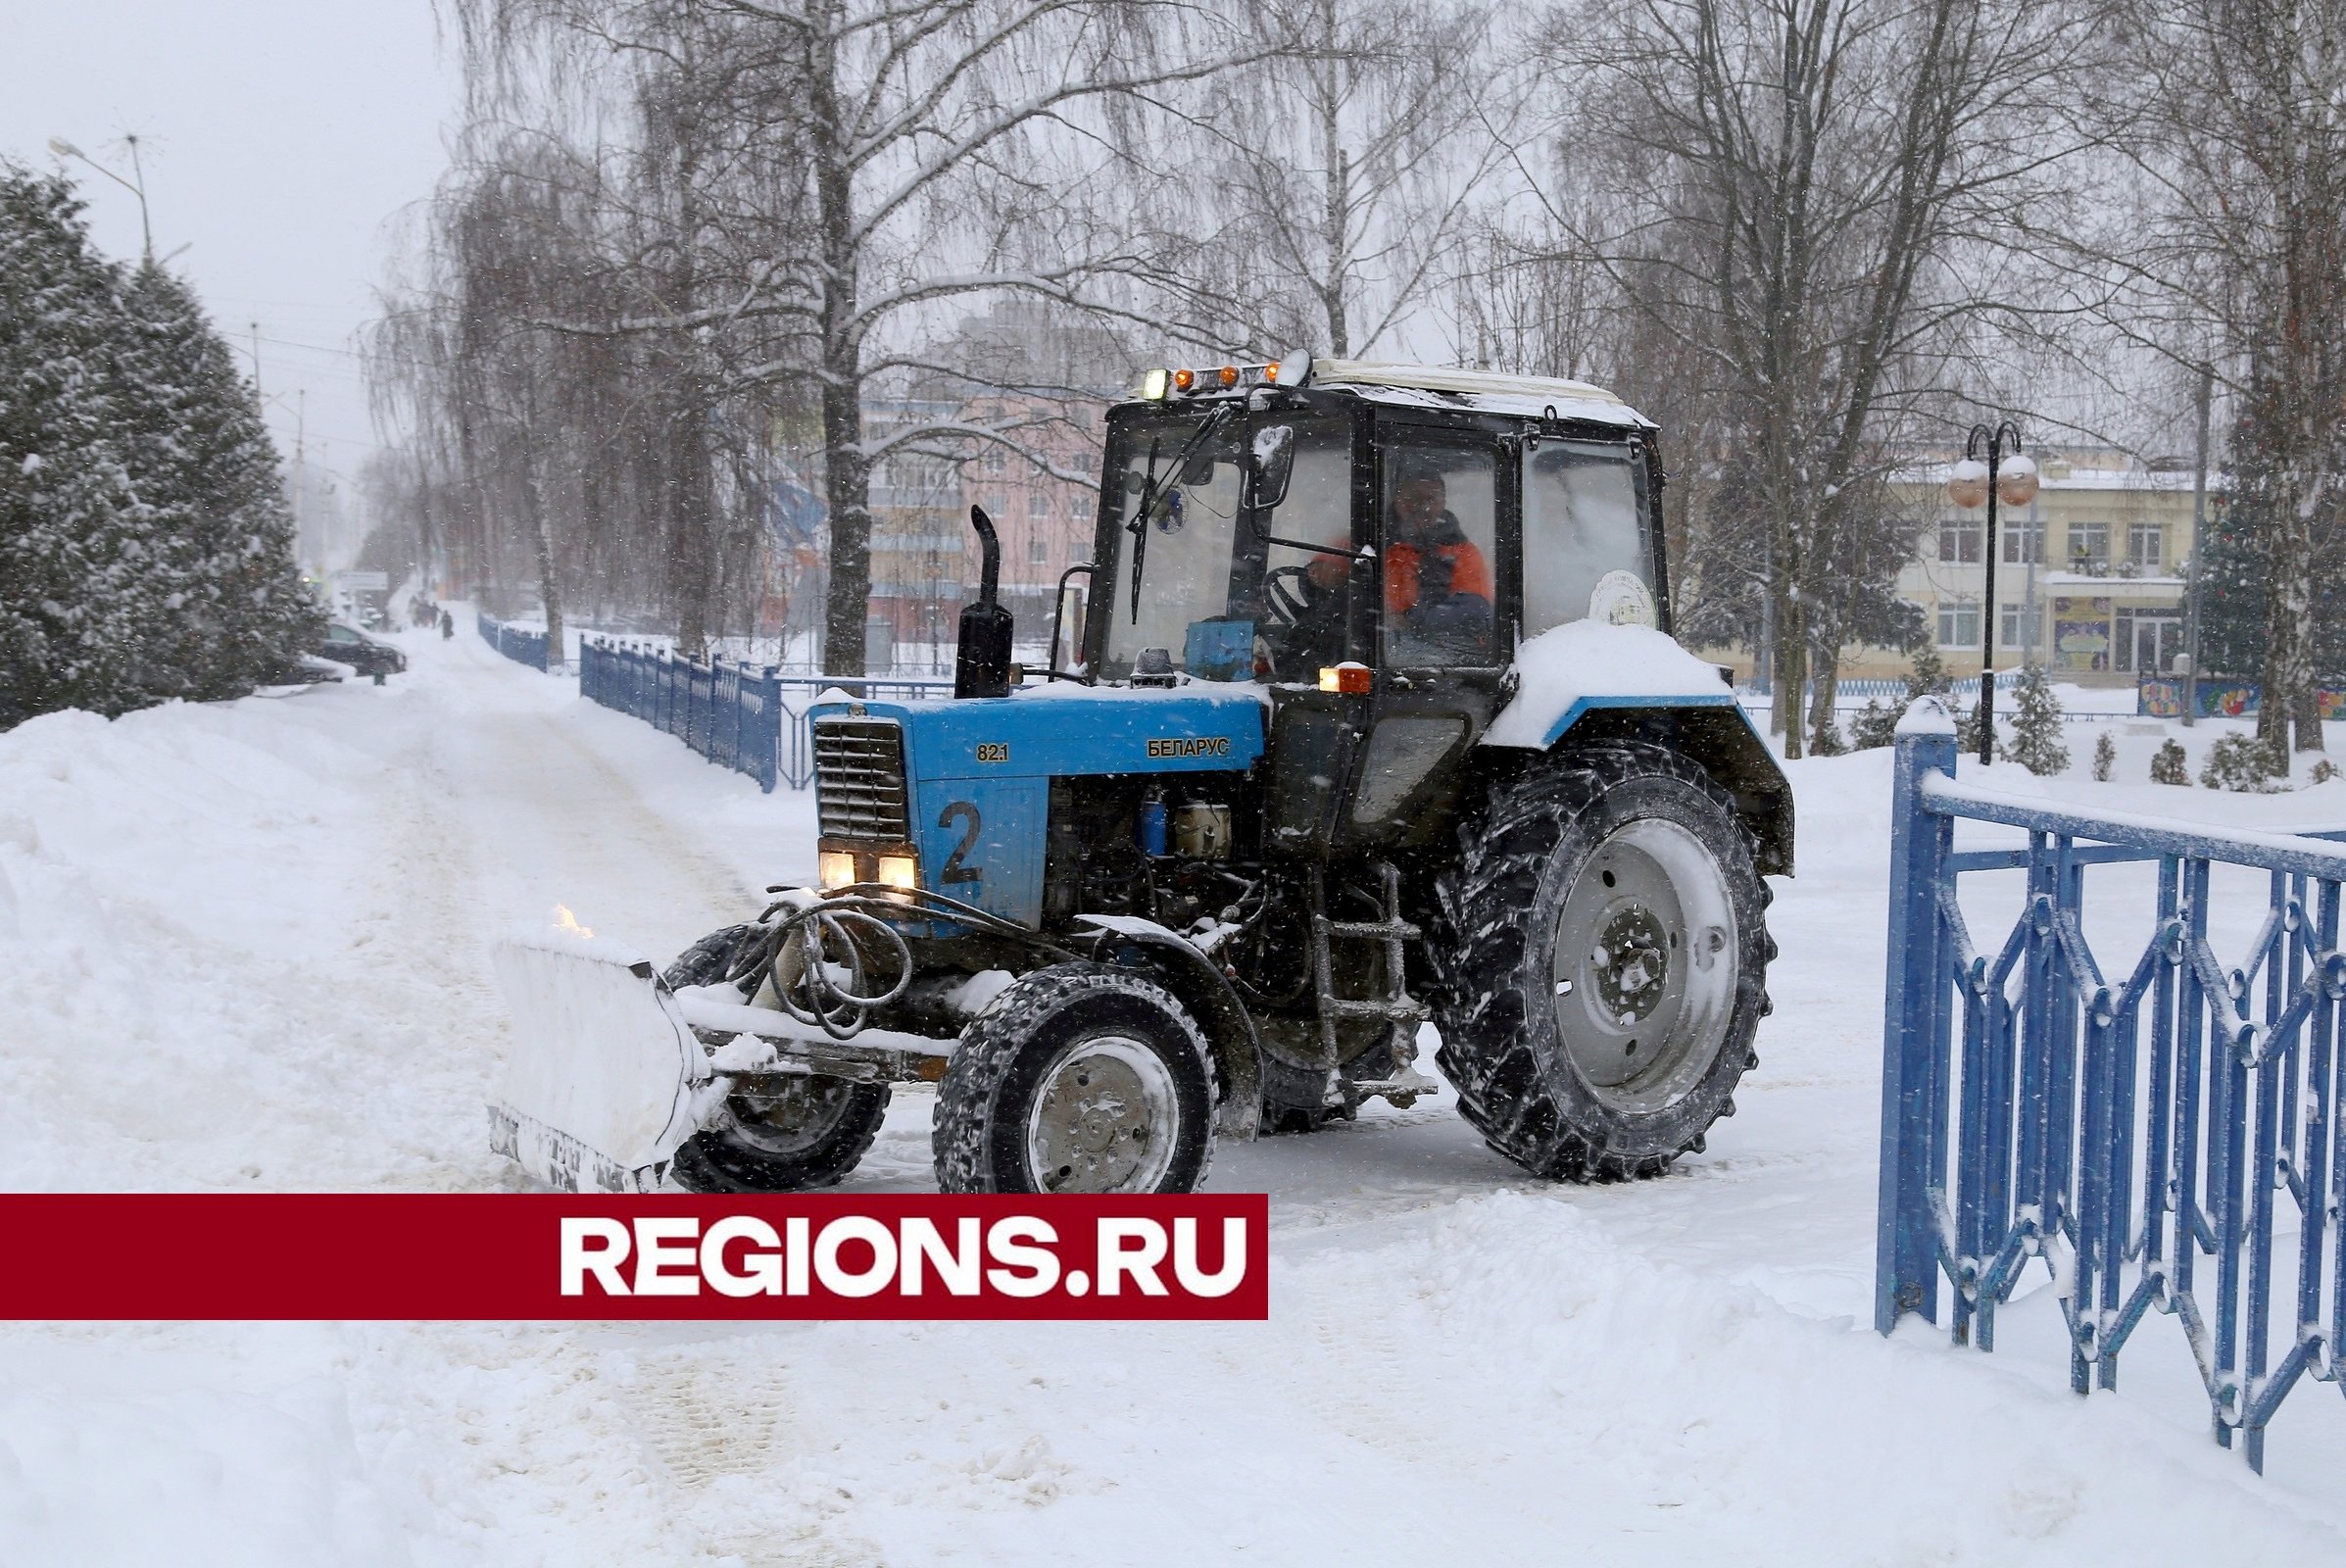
490,357,1791,1197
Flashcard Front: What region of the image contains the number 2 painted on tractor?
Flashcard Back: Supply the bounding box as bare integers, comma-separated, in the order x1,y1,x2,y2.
939,801,983,883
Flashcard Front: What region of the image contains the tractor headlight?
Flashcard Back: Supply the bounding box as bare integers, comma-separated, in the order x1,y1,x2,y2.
1140,367,1170,400
876,854,919,892
818,851,856,891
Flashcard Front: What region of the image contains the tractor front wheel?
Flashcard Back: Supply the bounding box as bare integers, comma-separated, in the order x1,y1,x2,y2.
1432,741,1772,1181
670,1077,892,1194
933,963,1216,1195
661,921,891,1193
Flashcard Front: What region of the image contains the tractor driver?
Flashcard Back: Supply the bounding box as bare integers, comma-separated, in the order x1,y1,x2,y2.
1305,458,1493,654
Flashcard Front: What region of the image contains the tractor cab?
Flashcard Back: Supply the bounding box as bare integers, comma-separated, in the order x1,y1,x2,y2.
1068,357,1671,857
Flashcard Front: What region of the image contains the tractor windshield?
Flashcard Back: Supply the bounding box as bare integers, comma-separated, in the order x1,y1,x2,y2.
1099,410,1246,680
1097,409,1356,682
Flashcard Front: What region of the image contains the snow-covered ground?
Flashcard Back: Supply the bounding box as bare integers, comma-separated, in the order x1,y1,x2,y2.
5,625,2346,1565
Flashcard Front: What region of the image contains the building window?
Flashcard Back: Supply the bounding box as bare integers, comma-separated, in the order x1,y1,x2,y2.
1028,536,1049,564
2066,521,2110,572
1029,491,1051,518
1938,600,1980,648
2000,601,2037,652
983,446,1006,474
2128,522,2163,572
2002,515,2043,564
1939,514,1983,564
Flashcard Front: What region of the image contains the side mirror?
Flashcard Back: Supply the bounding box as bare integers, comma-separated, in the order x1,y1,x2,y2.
1250,424,1296,511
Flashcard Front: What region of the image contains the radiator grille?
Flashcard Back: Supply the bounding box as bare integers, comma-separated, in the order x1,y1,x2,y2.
813,716,909,842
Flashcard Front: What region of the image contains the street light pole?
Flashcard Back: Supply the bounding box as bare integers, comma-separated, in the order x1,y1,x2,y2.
2182,363,2213,728
1948,422,2038,766
47,136,151,263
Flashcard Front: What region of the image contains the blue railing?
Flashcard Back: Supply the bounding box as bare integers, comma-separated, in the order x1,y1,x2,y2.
476,612,549,672
1749,670,2024,702
577,635,953,792
1878,697,2346,1471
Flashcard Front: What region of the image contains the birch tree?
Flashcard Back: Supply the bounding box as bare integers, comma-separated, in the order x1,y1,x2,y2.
1528,0,2106,756
2119,0,2346,754
1137,0,1501,359
447,0,1256,674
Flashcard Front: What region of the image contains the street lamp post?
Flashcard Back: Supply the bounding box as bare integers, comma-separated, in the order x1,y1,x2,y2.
47,135,152,263
2182,363,2213,728
1947,422,2039,765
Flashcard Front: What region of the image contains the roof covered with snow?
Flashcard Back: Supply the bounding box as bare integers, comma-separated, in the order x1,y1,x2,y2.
1311,360,1652,431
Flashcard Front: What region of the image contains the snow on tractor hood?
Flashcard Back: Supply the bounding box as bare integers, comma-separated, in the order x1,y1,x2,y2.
1483,621,1739,751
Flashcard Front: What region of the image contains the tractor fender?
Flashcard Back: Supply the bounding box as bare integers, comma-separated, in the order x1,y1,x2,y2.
1494,703,1795,877
1072,914,1262,1141
1481,621,1792,875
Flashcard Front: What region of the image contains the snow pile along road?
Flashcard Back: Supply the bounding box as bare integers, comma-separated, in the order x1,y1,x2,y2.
2,625,2343,1564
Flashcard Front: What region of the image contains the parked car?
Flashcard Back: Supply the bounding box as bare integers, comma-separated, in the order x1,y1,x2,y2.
318,621,406,677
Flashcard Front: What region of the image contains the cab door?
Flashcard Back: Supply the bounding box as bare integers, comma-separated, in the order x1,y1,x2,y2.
1259,409,1375,856
1339,422,1513,849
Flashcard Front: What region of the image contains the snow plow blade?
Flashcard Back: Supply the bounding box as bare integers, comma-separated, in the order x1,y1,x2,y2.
488,931,711,1194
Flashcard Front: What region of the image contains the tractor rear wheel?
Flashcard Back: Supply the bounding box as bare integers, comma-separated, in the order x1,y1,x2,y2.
934,963,1216,1195
661,921,891,1193
1431,741,1772,1181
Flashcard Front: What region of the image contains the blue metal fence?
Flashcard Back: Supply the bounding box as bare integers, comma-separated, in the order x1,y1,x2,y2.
1878,696,2346,1470
1750,670,2025,703
576,635,952,792
476,612,549,672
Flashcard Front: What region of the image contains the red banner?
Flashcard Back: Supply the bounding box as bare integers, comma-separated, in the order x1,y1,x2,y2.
0,1194,1269,1321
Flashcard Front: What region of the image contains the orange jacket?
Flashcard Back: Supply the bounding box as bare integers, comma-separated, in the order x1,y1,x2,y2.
1385,534,1491,614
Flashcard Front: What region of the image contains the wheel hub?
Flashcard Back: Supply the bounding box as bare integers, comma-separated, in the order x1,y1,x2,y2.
1549,817,1739,1112
1027,1037,1177,1194
727,1076,856,1156
1590,905,1671,1026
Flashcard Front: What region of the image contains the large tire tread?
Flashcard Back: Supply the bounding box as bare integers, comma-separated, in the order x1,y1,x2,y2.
1429,741,1773,1182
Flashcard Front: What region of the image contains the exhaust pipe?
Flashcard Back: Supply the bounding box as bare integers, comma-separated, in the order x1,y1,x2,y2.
954,504,1014,699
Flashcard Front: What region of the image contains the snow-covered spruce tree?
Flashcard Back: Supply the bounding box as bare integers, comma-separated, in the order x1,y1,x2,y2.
1900,642,1981,751
1905,640,1953,702
0,164,316,728
2151,737,2190,785
2093,730,2115,781
2000,663,2070,775
115,265,319,700
0,167,147,725
1849,697,1900,748
2202,732,2287,792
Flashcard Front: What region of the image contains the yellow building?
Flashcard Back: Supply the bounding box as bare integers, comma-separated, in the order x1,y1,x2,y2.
1883,451,2211,686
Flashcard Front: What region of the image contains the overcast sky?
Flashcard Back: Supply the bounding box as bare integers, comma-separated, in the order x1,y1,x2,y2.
1,0,457,519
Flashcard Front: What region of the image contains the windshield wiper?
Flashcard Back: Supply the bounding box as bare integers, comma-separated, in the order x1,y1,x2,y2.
1128,435,1161,623
1129,404,1235,621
